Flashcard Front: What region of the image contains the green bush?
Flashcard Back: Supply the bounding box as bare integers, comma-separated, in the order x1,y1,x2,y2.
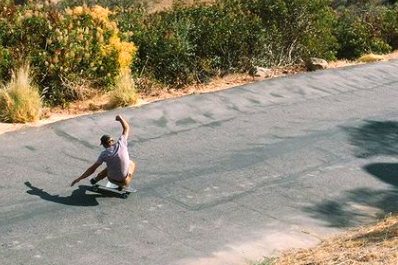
334,5,393,59
3,0,398,107
242,0,337,64
136,4,202,86
192,0,265,73
0,46,11,80
117,0,337,87
378,4,398,49
0,1,137,106
0,18,11,79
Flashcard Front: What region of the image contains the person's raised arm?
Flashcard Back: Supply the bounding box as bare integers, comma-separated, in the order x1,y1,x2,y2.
115,114,130,139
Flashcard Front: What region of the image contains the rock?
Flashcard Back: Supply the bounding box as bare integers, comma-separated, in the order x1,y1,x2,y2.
254,67,273,78
306,58,328,71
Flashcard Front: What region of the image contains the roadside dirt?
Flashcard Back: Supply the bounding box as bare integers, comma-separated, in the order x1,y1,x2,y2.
1,52,397,136
273,213,398,265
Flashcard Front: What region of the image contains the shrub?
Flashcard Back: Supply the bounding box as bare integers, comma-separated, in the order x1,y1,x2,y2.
334,5,393,59
119,0,337,87
378,4,398,49
243,0,337,64
107,71,137,108
122,0,266,86
0,17,12,79
0,66,42,123
0,2,137,106
123,3,210,86
192,0,265,74
4,0,398,105
0,46,11,80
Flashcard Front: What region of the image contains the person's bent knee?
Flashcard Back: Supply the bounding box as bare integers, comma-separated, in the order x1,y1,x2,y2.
129,160,136,173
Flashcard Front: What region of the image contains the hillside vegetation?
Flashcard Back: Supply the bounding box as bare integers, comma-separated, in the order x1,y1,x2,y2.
1,0,398,122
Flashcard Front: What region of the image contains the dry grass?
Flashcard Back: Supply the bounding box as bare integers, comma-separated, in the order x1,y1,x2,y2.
268,214,398,265
107,71,138,109
0,66,42,123
61,76,98,101
357,53,386,63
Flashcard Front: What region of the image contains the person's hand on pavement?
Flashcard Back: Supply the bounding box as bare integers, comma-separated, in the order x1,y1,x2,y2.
71,177,81,187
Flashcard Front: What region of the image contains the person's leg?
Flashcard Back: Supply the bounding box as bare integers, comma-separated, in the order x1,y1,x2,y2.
91,168,108,184
108,160,136,187
124,160,136,186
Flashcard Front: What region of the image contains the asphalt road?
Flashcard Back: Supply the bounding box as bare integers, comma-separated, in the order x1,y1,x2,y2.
2,60,398,265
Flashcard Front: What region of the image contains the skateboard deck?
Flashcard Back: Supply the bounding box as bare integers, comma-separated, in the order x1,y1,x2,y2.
91,184,135,198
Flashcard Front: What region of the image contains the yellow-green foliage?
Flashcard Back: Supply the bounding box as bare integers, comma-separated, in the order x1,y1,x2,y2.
0,2,137,105
54,5,137,73
357,53,385,63
0,67,42,123
108,71,137,108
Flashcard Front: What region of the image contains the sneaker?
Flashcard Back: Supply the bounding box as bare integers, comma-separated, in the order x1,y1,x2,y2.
105,181,118,189
125,185,137,193
90,178,98,185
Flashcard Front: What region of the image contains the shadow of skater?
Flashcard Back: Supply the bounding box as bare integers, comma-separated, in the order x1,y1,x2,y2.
343,120,398,158
25,181,99,207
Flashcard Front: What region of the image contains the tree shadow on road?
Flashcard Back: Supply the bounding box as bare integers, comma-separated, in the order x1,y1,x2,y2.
364,163,398,187
25,181,101,206
303,187,398,228
304,121,398,227
343,120,398,158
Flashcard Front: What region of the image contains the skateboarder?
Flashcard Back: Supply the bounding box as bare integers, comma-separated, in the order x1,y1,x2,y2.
71,114,136,189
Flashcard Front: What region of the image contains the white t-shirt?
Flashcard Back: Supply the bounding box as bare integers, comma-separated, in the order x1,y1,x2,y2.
96,135,130,180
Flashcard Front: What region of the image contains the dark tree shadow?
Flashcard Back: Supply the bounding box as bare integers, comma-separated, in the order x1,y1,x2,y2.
343,120,398,158
25,181,101,207
304,121,398,227
303,187,398,228
364,163,398,187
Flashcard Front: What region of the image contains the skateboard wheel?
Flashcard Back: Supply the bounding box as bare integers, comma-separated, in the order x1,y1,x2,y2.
92,185,99,192
122,193,129,199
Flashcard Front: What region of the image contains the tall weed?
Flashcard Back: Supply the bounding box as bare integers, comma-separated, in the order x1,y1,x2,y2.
0,66,42,123
107,71,137,108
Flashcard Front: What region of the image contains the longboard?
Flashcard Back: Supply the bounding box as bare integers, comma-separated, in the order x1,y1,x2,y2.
91,184,136,199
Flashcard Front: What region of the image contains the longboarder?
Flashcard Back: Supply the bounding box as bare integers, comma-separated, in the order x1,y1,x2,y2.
71,114,136,190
